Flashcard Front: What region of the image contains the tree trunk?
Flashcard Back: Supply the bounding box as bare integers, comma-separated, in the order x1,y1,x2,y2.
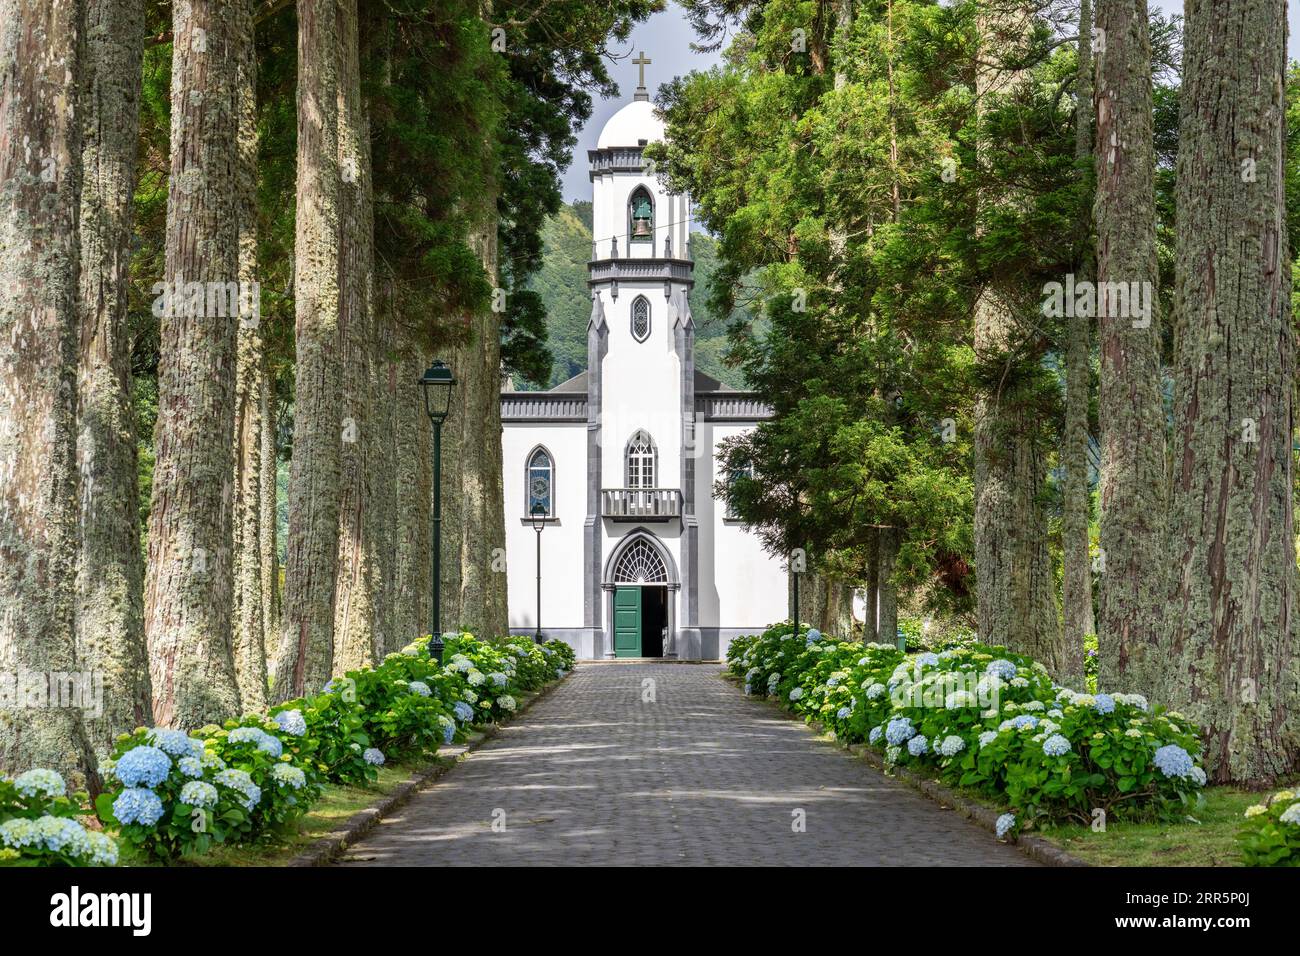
1094,0,1167,691
393,346,432,645
231,0,266,711
862,529,879,642
1060,0,1096,689
332,0,380,673
877,529,899,647
0,0,97,782
259,354,279,656
144,0,244,728
75,0,152,751
273,0,342,699
452,203,508,639
973,6,1066,673
1164,0,1298,784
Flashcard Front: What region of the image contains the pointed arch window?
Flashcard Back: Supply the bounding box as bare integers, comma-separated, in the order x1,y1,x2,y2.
526,447,553,517
631,295,651,343
628,186,654,243
625,430,656,488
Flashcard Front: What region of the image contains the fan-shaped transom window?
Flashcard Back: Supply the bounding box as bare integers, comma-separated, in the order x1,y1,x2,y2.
527,447,553,517
613,537,669,583
625,429,656,488
631,295,650,343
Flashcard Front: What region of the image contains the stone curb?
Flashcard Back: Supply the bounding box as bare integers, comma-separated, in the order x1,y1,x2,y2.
722,672,1090,868
287,674,570,867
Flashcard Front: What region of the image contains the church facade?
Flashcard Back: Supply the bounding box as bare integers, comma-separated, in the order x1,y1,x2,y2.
499,78,788,661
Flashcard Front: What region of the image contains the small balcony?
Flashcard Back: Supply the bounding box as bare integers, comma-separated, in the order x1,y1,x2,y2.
601,487,682,521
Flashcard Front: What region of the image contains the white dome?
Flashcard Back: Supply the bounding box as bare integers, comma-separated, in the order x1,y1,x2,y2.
596,99,665,149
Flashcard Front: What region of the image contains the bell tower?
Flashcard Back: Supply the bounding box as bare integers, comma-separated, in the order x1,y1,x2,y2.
584,60,700,658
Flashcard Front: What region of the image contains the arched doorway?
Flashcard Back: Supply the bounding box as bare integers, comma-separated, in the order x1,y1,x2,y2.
603,532,677,658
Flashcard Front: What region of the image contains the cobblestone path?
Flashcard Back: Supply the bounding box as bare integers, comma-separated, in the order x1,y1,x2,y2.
336,662,1036,866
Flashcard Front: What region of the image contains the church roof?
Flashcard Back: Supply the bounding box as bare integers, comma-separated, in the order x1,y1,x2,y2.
545,368,738,394
596,99,665,149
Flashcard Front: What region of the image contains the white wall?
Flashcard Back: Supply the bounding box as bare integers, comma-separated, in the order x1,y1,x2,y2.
695,421,789,631
502,422,587,630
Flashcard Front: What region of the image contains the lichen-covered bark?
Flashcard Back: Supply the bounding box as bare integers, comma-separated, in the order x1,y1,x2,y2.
1163,0,1298,784
452,204,509,640
259,355,279,648
877,529,899,646
332,0,380,673
273,0,342,699
1059,0,1095,689
972,6,1065,673
75,0,152,751
0,0,98,782
392,348,432,645
230,0,266,711
144,0,243,728
1094,0,1167,691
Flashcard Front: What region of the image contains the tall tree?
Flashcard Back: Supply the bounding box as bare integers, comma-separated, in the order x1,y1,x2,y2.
971,3,1064,670
333,0,382,671
1058,0,1095,687
1093,0,1166,690
273,0,343,699
144,0,244,727
0,0,98,779
231,0,267,710
1164,0,1298,783
76,0,153,748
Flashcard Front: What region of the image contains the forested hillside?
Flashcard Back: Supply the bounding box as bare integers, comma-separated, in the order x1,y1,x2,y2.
524,199,751,389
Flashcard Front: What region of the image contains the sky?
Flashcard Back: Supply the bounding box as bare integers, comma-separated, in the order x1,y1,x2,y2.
563,0,1300,204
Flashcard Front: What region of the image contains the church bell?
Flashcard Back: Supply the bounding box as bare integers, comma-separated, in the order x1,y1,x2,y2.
632,216,652,238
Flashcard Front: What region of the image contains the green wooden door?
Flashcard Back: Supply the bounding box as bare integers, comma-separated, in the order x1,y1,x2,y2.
613,587,642,657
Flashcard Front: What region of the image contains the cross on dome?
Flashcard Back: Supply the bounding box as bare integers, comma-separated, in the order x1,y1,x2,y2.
632,51,651,101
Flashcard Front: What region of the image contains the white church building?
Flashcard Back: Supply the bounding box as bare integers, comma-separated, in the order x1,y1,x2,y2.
500,74,787,660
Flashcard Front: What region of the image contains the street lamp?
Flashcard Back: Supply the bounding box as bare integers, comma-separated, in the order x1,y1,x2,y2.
419,360,455,663
529,503,547,643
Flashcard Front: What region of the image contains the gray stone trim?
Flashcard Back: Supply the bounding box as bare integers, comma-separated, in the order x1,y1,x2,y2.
584,296,607,637
696,392,773,420
588,258,694,289
500,394,587,422
673,291,700,648
587,146,648,179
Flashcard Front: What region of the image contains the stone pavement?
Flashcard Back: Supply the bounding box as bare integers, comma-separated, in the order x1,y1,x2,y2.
336,662,1036,866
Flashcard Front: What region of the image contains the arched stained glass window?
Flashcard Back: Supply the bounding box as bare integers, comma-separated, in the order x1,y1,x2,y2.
626,430,656,488
527,447,553,517
631,295,650,343
613,537,668,583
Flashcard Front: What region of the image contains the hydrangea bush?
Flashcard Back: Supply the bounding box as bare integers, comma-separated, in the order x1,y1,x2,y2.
729,622,1206,831
0,771,117,867
1238,789,1300,866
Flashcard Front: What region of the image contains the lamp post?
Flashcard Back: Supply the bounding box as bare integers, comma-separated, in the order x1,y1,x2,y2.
419,361,455,663
529,503,547,643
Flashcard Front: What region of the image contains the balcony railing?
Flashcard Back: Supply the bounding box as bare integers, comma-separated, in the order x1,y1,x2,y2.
601,487,682,521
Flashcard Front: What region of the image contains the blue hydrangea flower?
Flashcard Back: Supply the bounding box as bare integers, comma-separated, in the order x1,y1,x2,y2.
1011,714,1039,732
1190,766,1207,787
84,830,118,866
869,725,884,745
177,757,204,779
804,628,822,644
995,813,1016,839
885,717,916,746
907,735,929,756
113,745,172,788
113,787,165,826
496,695,517,712
1093,693,1116,715
1153,744,1195,779
978,730,998,748
270,764,307,790
146,728,194,757
836,706,852,720
273,709,308,737
34,815,89,854
214,769,261,810
13,768,65,800
438,715,456,744
788,687,804,701
408,681,432,697
939,735,966,757
0,818,41,848
489,672,508,687
864,682,887,700
363,748,385,766
453,700,474,723
914,652,939,668
179,781,219,808
1043,734,1071,757
1279,803,1300,826
985,659,1018,681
